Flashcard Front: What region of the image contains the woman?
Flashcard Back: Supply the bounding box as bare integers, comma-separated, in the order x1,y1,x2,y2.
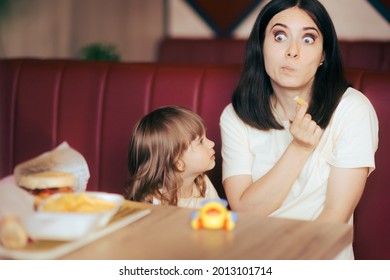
220,0,378,259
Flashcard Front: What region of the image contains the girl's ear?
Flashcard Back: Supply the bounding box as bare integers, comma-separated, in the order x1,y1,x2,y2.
175,159,185,172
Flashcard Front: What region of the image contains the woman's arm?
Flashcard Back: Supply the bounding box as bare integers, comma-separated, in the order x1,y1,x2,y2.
224,143,311,214
223,91,377,218
224,104,323,214
315,92,378,223
315,166,368,223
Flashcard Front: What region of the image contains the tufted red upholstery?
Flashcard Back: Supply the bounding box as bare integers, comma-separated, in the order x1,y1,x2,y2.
0,59,241,199
158,38,390,70
351,70,390,260
0,58,389,259
158,38,247,65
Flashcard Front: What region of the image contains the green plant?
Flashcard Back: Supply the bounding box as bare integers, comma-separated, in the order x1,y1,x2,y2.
79,43,121,61
0,0,10,19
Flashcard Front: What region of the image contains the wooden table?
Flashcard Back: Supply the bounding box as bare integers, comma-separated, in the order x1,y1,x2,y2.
58,201,352,260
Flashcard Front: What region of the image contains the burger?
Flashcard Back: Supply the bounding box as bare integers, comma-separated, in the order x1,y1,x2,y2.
18,171,76,205
0,171,77,249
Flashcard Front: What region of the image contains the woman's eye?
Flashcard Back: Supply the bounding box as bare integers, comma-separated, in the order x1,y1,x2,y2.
303,36,315,44
275,33,287,42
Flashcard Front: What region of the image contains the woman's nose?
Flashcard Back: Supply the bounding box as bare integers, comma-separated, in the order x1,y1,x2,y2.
287,52,298,58
286,41,299,58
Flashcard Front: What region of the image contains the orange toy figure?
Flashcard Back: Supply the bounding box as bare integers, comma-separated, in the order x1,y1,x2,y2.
190,199,237,231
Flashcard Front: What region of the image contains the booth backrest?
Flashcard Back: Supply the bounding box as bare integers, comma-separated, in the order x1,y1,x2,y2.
158,38,390,70
0,59,241,198
0,59,389,259
158,38,247,65
347,69,390,259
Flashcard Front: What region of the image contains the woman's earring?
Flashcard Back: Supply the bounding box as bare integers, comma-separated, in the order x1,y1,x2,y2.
319,62,323,66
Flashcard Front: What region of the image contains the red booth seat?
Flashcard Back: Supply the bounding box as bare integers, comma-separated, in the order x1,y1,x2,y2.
0,59,389,259
158,38,390,70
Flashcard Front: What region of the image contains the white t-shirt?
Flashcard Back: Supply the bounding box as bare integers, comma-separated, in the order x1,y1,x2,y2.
220,87,379,259
153,175,219,209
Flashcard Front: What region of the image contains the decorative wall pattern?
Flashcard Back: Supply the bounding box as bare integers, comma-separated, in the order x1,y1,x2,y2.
184,0,263,37
368,0,390,22
171,0,390,40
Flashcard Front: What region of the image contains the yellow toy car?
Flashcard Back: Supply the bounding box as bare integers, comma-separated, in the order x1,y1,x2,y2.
190,199,237,231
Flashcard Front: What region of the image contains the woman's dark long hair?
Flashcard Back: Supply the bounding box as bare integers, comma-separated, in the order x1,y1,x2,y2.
232,0,349,130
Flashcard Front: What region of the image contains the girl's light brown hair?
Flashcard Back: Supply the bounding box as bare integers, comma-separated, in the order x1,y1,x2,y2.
125,105,207,205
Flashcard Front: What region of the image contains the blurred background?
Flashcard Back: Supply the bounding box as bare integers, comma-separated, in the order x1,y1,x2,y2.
0,0,389,62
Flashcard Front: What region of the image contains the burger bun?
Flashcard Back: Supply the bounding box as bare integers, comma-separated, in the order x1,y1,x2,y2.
19,171,76,190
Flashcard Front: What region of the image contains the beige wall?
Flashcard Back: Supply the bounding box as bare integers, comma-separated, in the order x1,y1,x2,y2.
0,0,164,61
0,0,389,62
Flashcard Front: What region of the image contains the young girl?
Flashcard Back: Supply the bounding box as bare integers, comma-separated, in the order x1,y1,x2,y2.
125,105,219,208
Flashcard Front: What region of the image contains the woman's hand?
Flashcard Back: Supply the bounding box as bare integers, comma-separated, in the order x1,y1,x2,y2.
290,102,323,152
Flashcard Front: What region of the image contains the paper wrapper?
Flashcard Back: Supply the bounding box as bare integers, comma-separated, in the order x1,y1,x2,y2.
0,142,90,218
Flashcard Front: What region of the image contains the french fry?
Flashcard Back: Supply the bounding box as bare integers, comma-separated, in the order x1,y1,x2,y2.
293,96,307,105
43,193,116,213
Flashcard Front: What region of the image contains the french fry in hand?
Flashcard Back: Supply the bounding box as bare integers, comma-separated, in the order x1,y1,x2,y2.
293,96,307,105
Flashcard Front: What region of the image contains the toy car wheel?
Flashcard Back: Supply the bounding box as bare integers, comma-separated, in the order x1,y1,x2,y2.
191,219,202,230
223,220,235,231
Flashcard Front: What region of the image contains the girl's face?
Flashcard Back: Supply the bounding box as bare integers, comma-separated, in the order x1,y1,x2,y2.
263,7,324,94
180,133,215,176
